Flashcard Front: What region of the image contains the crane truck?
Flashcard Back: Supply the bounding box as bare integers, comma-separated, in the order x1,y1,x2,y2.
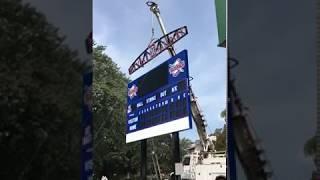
181,88,226,180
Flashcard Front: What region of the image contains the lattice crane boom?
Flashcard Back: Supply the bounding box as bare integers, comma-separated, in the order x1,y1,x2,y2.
229,57,273,180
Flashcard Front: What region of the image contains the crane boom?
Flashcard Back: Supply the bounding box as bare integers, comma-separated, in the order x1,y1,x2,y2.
229,57,272,180
189,87,213,152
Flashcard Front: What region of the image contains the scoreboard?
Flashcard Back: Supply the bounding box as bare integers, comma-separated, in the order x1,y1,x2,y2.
126,50,192,143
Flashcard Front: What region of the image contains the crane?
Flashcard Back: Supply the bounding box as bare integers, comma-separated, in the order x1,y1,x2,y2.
229,57,273,180
141,2,226,179
189,88,214,153
181,86,227,180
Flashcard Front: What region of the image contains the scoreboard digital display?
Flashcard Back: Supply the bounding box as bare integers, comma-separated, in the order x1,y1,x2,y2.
126,50,192,143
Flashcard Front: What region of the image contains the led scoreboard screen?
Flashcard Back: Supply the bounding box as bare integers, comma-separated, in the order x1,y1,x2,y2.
126,50,192,143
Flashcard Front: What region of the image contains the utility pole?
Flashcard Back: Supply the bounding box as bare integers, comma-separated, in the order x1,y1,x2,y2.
146,1,181,180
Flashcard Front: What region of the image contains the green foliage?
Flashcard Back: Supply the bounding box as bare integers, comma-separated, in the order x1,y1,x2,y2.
213,125,227,151
220,109,226,120
180,138,193,157
214,109,227,151
92,44,140,180
304,136,316,157
0,0,86,179
304,135,317,169
147,135,173,175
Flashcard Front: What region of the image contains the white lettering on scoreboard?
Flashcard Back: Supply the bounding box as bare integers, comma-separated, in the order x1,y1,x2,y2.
128,117,138,124
171,85,178,93
137,101,144,108
129,124,137,131
160,90,167,98
146,95,157,104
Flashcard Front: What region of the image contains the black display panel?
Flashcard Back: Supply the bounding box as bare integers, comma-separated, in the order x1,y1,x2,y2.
137,62,168,97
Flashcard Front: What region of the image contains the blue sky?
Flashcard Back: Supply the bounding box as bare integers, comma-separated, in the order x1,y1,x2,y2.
93,0,226,141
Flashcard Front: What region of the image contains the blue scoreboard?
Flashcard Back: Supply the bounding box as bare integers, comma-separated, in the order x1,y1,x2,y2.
126,50,192,143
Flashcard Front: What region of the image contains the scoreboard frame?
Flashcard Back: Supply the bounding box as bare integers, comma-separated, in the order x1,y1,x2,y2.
126,49,192,143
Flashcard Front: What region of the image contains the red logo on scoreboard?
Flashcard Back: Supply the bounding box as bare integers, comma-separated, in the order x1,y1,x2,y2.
128,84,138,99
169,58,185,77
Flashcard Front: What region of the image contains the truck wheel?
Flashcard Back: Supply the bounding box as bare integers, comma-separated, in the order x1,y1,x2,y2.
216,176,226,180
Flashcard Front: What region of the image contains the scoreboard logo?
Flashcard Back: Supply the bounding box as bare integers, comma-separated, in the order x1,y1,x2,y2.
169,58,185,77
128,84,138,99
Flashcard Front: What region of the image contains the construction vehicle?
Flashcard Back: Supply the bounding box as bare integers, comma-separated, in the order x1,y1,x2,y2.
142,2,226,179
181,88,226,180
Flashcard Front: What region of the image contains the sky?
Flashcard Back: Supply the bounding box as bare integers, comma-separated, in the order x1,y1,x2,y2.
22,0,92,64
229,0,316,179
93,0,227,141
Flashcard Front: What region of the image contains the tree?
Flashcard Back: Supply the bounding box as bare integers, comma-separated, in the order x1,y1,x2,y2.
220,109,226,122
213,125,227,151
0,0,87,179
304,136,316,157
180,138,193,157
147,135,173,176
92,44,140,180
146,136,192,178
304,135,317,179
212,109,227,151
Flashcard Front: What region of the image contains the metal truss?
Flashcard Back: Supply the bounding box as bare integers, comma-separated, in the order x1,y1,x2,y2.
128,26,188,75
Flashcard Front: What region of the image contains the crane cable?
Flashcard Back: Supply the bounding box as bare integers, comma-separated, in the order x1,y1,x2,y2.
148,2,156,47
140,2,157,71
